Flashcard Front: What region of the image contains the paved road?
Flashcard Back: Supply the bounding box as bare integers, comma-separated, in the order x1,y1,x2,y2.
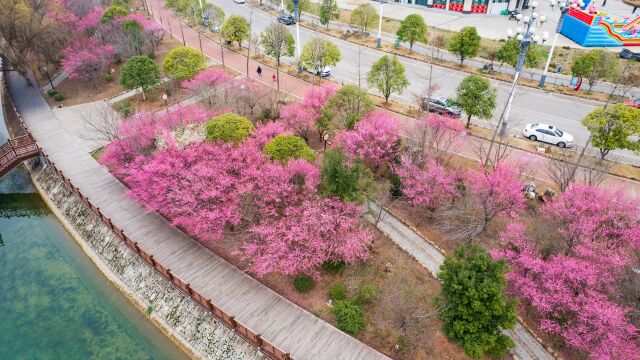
368,204,555,360
215,0,640,166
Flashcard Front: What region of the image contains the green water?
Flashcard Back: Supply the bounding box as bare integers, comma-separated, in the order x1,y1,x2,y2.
0,168,189,360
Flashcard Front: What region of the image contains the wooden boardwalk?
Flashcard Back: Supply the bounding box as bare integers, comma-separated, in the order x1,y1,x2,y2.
7,73,389,360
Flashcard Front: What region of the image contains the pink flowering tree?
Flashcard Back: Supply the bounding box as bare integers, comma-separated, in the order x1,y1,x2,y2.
406,113,466,166
394,156,457,214
75,7,104,34
182,68,234,109
245,121,291,151
61,36,114,83
541,184,640,253
336,110,400,172
280,85,337,142
123,142,263,242
244,197,373,278
494,223,640,359
465,165,525,231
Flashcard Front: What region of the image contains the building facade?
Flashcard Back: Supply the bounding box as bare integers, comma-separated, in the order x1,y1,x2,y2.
391,0,529,15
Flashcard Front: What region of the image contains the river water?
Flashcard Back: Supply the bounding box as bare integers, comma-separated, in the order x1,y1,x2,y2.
0,166,189,359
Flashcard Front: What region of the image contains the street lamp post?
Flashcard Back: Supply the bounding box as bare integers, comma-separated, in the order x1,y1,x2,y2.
376,0,384,48
162,93,169,112
485,1,547,166
538,0,572,87
157,0,163,24
42,66,54,90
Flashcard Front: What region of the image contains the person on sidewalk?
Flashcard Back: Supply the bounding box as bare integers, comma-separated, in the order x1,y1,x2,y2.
257,66,262,76
272,73,277,83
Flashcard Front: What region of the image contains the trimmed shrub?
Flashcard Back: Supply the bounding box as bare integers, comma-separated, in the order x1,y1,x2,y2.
294,275,314,293
205,113,254,144
321,260,346,274
112,0,129,5
163,46,206,81
101,5,130,23
328,282,347,301
104,74,114,82
354,284,380,305
47,89,58,97
264,135,316,164
53,93,65,101
333,300,365,334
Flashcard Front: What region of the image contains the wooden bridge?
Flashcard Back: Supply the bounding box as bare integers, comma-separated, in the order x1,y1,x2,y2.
0,134,40,178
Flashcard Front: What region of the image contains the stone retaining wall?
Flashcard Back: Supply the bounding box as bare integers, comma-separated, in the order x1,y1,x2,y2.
33,163,265,360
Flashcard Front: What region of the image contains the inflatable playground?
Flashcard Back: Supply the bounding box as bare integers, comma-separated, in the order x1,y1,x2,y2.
560,0,640,46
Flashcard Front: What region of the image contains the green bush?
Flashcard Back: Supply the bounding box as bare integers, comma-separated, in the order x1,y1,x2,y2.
101,5,130,23
328,282,347,301
47,89,58,97
163,46,206,80
53,93,64,101
354,284,380,305
293,275,314,293
264,135,316,164
104,74,114,82
321,260,346,274
320,149,371,202
111,0,130,7
113,100,134,118
205,113,254,144
333,300,365,334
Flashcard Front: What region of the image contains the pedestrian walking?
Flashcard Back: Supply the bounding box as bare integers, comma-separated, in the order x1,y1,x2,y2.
257,66,262,76
272,73,277,83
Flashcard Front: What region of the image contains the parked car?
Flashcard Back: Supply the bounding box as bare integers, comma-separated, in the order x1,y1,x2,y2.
420,96,461,118
619,48,640,61
277,14,295,25
523,123,573,148
304,66,331,77
623,98,640,109
233,0,246,3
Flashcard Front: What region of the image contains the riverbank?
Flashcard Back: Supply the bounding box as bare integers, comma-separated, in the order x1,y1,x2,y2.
29,162,265,360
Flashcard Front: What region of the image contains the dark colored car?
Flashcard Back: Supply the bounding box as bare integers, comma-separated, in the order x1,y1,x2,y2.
619,48,640,61
420,96,462,118
277,14,295,25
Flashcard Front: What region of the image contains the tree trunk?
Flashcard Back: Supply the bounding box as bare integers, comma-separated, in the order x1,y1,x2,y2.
466,115,472,128
141,87,146,101
276,59,281,92
600,148,609,160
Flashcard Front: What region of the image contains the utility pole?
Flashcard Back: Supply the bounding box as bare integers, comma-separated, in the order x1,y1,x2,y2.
247,7,253,77
294,0,302,72
539,1,568,87
376,0,384,48
485,2,547,167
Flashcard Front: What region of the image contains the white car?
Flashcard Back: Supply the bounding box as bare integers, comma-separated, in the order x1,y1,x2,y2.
233,0,245,3
304,66,331,77
523,123,573,148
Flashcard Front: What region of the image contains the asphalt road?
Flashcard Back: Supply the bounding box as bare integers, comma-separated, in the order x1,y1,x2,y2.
214,0,639,165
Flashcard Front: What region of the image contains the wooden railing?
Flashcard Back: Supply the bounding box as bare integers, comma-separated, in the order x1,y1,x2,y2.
0,134,40,177
40,153,292,360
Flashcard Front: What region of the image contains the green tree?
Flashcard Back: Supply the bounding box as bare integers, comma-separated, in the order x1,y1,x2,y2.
320,85,373,132
571,49,620,92
448,26,481,65
286,0,311,17
319,0,340,28
101,5,130,23
163,46,206,80
367,55,409,103
111,0,129,6
454,74,496,128
349,3,377,33
320,149,371,202
205,112,255,144
496,39,543,74
221,15,250,48
204,4,225,66
261,23,295,91
437,245,517,359
300,37,341,84
396,14,427,52
582,103,640,159
120,56,160,100
264,135,317,163
333,300,365,334
120,19,145,55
